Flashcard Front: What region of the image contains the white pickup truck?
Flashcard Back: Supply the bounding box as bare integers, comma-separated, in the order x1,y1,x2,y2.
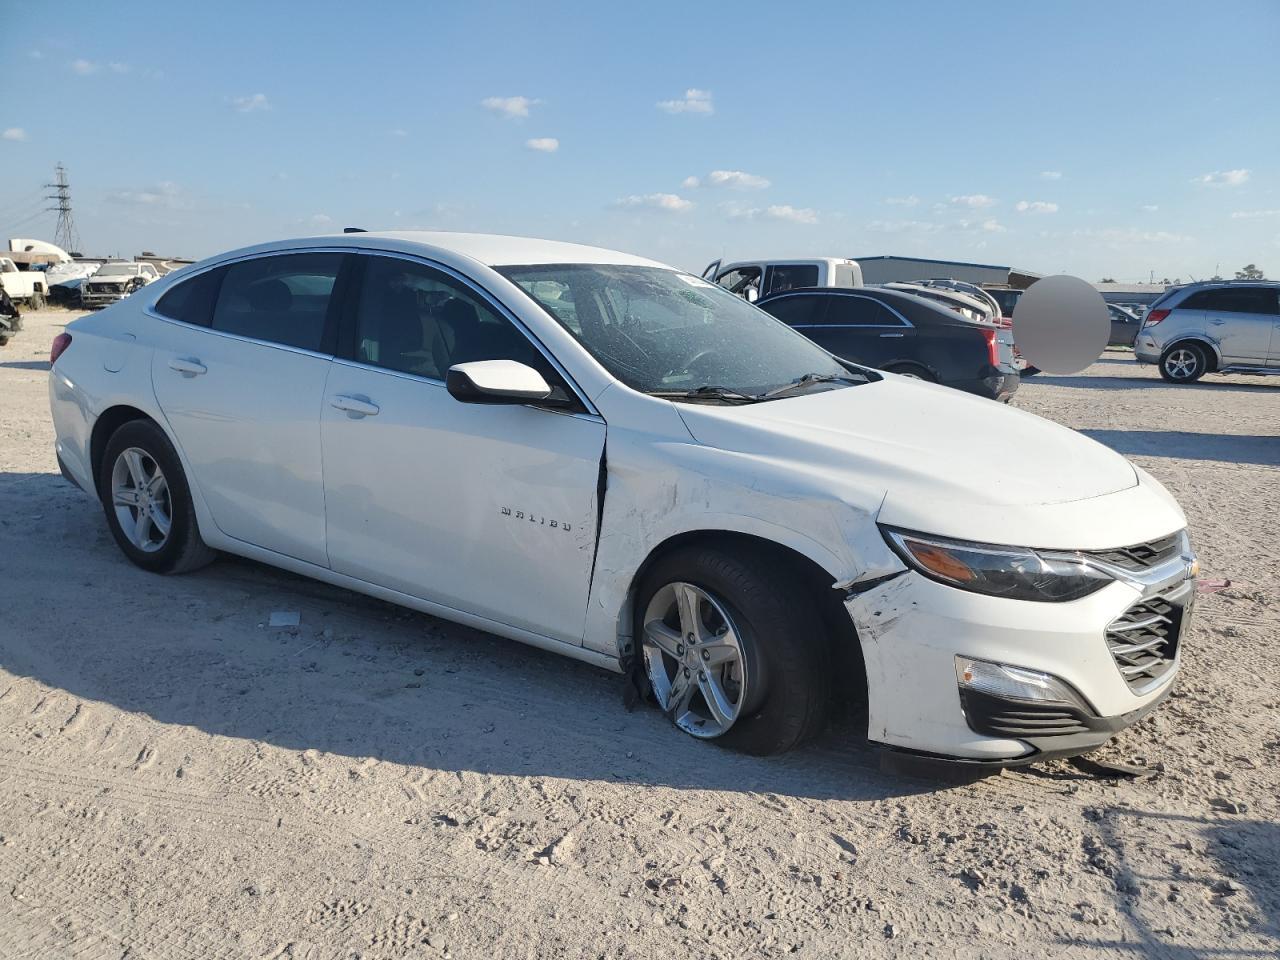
0,257,49,309
701,258,863,302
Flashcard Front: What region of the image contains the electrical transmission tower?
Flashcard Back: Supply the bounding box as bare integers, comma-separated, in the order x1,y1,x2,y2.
44,162,81,254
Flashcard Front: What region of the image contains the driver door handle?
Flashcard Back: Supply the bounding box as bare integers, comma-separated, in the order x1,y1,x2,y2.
879,332,905,338
330,395,380,418
168,357,207,377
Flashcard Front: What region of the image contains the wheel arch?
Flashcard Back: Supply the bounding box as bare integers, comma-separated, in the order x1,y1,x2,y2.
1164,335,1221,371
620,529,867,713
89,405,162,494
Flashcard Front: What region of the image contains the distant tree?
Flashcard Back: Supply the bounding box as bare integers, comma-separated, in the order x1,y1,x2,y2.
1235,263,1265,280
1099,277,1117,283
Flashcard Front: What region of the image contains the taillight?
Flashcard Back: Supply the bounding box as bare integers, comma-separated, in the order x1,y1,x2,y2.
50,332,72,365
1144,309,1169,327
981,327,1000,367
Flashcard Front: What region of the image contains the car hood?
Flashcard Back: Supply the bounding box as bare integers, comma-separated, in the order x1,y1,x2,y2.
674,376,1144,541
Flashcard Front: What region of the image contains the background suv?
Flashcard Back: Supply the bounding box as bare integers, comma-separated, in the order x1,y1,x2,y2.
1135,280,1280,382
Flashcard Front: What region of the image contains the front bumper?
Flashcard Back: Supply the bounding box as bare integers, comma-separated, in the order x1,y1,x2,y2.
81,287,131,307
845,551,1194,763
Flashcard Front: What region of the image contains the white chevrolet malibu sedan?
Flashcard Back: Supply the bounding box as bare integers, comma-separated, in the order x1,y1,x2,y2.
49,232,1197,763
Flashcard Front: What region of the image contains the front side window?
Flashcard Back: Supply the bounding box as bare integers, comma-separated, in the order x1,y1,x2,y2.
500,264,864,398
760,294,824,327
211,253,343,352
716,266,762,300
353,256,552,382
765,264,819,295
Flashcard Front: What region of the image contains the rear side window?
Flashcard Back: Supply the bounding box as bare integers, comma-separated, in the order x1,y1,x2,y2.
211,253,344,351
825,295,903,326
154,268,224,326
761,294,824,327
765,264,819,295
1181,287,1278,314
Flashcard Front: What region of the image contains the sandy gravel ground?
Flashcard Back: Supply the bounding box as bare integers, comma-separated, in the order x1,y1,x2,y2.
2,309,1277,959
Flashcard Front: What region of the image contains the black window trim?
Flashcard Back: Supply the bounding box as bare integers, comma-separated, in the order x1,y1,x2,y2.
144,246,354,360
332,249,596,417
764,290,913,329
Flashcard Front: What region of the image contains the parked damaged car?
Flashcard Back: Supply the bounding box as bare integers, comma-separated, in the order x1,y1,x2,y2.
49,232,1197,765
80,261,161,308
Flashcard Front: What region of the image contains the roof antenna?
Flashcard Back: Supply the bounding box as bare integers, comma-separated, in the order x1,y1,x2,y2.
343,226,367,234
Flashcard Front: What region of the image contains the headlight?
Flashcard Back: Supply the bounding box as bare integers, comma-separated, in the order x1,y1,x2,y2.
881,527,1112,602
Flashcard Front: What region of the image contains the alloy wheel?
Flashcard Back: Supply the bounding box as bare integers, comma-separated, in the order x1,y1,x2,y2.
110,447,172,553
1164,348,1199,380
641,581,749,738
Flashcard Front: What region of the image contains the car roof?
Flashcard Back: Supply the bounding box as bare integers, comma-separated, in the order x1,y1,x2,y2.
201,231,673,271
758,285,958,316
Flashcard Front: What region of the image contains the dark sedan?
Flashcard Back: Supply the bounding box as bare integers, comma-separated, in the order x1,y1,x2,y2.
758,286,1019,401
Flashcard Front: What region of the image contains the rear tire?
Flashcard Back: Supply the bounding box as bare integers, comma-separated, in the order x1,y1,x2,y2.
98,419,216,574
1159,342,1208,383
635,545,831,756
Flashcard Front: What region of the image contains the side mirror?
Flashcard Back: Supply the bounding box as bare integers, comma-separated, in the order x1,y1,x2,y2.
445,359,554,405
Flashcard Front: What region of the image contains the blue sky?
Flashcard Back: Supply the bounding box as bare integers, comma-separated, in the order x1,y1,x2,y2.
2,1,1278,280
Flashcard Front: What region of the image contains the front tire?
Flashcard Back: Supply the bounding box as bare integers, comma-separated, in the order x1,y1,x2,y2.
98,419,215,574
1159,342,1208,383
635,546,831,755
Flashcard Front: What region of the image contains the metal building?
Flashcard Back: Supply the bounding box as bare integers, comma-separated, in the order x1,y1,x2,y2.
852,254,1041,289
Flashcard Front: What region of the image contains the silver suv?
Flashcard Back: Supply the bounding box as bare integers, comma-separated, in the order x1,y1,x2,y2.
1134,280,1280,382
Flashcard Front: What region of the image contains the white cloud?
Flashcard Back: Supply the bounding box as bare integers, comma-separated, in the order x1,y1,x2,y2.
657,88,713,114
2,128,28,142
71,59,98,75
867,219,943,234
390,128,408,137
526,137,559,153
231,93,271,113
107,181,185,209
883,195,920,206
308,213,332,225
1070,227,1192,245
108,61,131,74
708,169,769,190
681,175,701,189
1231,209,1280,219
616,193,692,212
1192,169,1250,187
1015,200,1059,214
1040,171,1063,180
765,204,818,224
950,194,997,209
481,96,539,118
981,218,1007,233
29,50,43,60
1140,204,1159,213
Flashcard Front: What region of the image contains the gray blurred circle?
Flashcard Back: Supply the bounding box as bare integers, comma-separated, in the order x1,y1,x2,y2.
1012,275,1109,374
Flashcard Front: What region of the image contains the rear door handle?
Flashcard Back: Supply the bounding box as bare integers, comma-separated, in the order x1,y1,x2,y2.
330,395,380,418
879,332,905,338
168,357,207,377
1210,318,1226,325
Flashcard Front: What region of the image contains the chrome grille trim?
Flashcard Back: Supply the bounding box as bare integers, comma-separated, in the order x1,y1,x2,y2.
1105,581,1192,695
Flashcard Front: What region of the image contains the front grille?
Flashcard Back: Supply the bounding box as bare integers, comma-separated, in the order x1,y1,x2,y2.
1084,533,1182,572
1106,591,1185,691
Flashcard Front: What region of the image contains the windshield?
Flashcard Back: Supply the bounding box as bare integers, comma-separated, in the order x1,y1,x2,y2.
498,264,863,399
96,263,141,277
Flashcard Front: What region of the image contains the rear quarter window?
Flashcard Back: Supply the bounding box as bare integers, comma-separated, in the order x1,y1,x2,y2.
154,268,225,327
